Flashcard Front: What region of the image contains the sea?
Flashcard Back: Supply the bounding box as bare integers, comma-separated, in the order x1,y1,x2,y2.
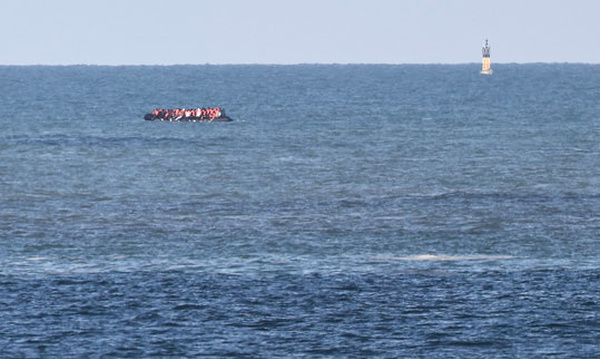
1,64,600,358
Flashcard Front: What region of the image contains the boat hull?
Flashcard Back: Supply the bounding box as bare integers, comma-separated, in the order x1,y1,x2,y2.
144,113,233,122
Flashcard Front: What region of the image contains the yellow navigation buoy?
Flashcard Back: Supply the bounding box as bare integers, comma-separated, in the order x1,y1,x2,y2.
481,39,493,75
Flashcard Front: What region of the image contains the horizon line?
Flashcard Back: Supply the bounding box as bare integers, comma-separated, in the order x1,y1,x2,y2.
1,61,600,67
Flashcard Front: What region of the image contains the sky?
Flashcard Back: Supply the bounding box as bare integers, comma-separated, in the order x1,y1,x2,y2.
1,0,599,65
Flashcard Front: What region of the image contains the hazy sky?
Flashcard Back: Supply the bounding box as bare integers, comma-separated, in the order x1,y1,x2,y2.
2,0,599,65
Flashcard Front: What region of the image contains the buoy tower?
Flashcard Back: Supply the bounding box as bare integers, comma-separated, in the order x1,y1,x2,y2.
480,39,493,75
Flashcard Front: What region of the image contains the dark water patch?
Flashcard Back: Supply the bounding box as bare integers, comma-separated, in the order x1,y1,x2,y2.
0,269,597,357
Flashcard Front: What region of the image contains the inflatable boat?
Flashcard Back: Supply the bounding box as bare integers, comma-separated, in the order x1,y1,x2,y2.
144,107,233,122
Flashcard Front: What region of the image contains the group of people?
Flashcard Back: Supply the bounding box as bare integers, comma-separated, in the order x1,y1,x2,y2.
150,107,224,120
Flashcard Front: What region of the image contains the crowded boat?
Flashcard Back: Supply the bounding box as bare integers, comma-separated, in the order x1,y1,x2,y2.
144,107,233,122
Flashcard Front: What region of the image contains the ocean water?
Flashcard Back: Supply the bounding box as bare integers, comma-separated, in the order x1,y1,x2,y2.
1,64,600,357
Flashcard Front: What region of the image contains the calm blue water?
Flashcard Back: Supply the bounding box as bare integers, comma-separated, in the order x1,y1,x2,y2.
1,64,600,357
